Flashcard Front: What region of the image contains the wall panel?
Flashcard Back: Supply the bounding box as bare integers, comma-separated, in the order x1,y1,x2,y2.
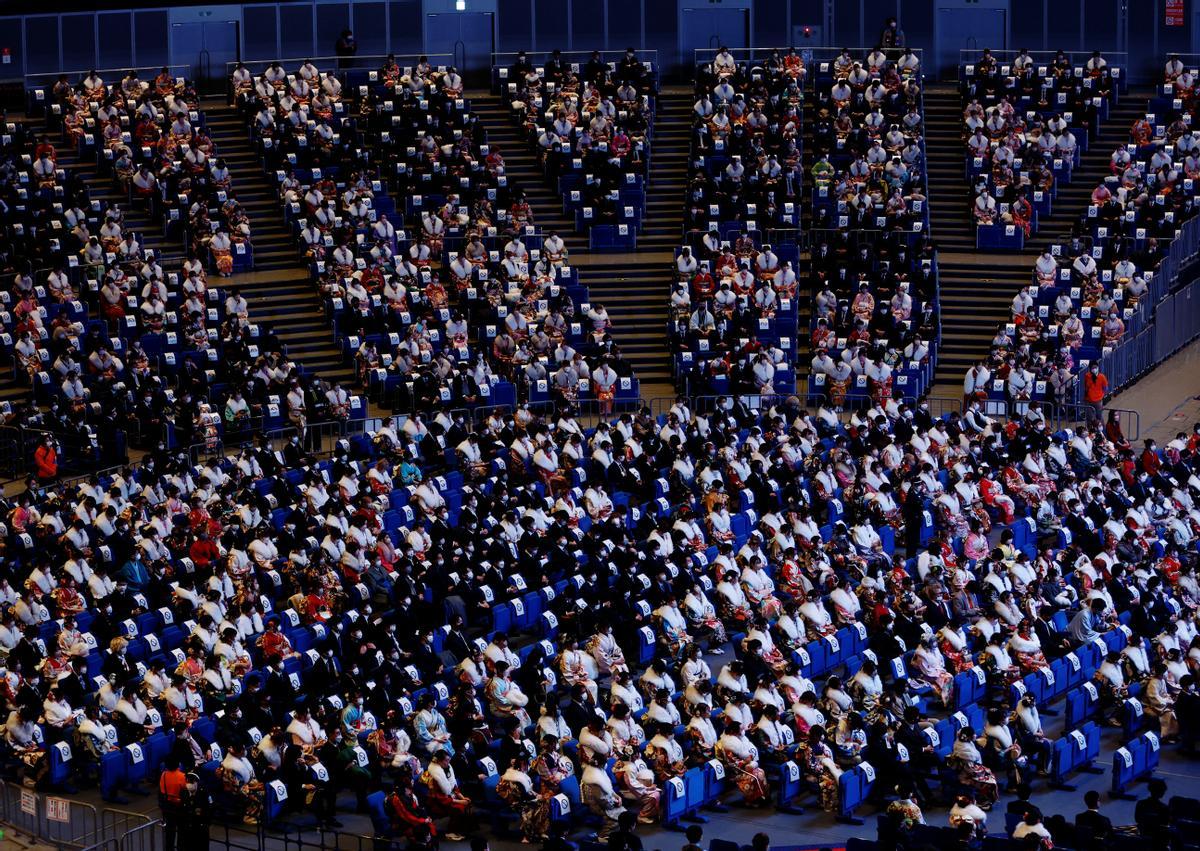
1084,0,1120,54
352,2,387,55
754,0,787,46
24,15,59,74
534,0,568,50
644,0,677,73
135,10,169,67
899,0,934,57
61,14,96,71
571,0,604,51
242,5,279,60
497,0,529,51
1009,0,1044,52
388,0,422,55
833,1,858,47
608,0,642,49
98,12,133,69
315,2,351,55
279,4,315,57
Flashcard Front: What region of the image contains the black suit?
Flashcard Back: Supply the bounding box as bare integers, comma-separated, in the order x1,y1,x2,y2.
1073,809,1113,850
1034,616,1070,659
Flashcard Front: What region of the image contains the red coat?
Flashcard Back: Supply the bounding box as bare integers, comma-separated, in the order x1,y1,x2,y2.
33,445,56,480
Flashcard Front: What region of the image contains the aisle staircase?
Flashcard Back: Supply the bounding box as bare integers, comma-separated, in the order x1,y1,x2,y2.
470,88,694,389
923,83,1150,393
199,101,354,385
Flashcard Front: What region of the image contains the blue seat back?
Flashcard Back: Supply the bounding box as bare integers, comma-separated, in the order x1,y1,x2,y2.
124,741,150,786
704,758,727,800
685,765,707,811
100,750,126,800
366,790,389,834
47,740,73,785
662,774,688,824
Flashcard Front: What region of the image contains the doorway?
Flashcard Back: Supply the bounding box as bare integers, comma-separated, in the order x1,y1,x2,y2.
680,6,749,71
936,7,1005,81
425,12,495,87
171,19,240,95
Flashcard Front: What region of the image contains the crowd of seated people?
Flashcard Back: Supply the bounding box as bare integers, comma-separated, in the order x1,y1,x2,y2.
40,69,254,275
962,49,1120,245
807,231,939,409
808,46,927,234
0,378,1198,846
0,113,187,460
668,231,800,397
230,58,638,415
972,57,1197,413
499,49,654,234
0,74,345,478
685,46,807,234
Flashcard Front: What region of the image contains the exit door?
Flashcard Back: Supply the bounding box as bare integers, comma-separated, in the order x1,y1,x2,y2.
680,7,749,69
171,20,240,95
425,12,495,87
936,7,1005,81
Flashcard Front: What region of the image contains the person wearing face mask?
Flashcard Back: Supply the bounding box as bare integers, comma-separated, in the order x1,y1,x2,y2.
173,768,212,850
339,688,375,739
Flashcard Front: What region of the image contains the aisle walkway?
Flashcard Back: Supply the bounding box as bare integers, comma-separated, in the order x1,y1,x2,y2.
924,83,1149,396
469,87,693,387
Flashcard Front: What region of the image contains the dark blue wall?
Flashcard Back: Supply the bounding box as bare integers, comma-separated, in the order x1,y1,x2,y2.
0,0,1190,83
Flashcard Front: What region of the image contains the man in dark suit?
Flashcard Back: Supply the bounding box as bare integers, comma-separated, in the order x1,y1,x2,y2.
1074,790,1113,850
441,615,473,667
1034,605,1071,658
1134,778,1171,843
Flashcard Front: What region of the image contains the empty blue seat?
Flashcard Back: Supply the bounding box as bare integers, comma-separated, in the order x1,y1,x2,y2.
124,741,150,790
837,761,875,824
47,740,74,787
510,596,531,631
685,765,709,812
636,625,657,664
491,602,514,635
704,758,727,802
365,790,390,836
805,640,828,678
952,667,986,710
1065,683,1100,729
264,779,288,824
661,774,689,827
142,730,174,774
776,759,806,813
99,750,128,802
823,632,845,671
1050,722,1101,790
1122,697,1148,741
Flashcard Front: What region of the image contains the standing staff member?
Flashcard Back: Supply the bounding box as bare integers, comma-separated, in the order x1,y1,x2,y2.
158,756,187,851
1083,362,1109,424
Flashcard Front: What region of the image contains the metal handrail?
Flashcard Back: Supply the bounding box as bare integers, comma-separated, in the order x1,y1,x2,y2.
224,53,455,77
116,819,161,851
491,49,659,69
276,824,375,851
958,49,1129,69
694,46,924,70
26,65,191,93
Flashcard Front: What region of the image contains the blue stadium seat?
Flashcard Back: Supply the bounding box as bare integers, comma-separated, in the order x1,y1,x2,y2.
837,762,875,824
